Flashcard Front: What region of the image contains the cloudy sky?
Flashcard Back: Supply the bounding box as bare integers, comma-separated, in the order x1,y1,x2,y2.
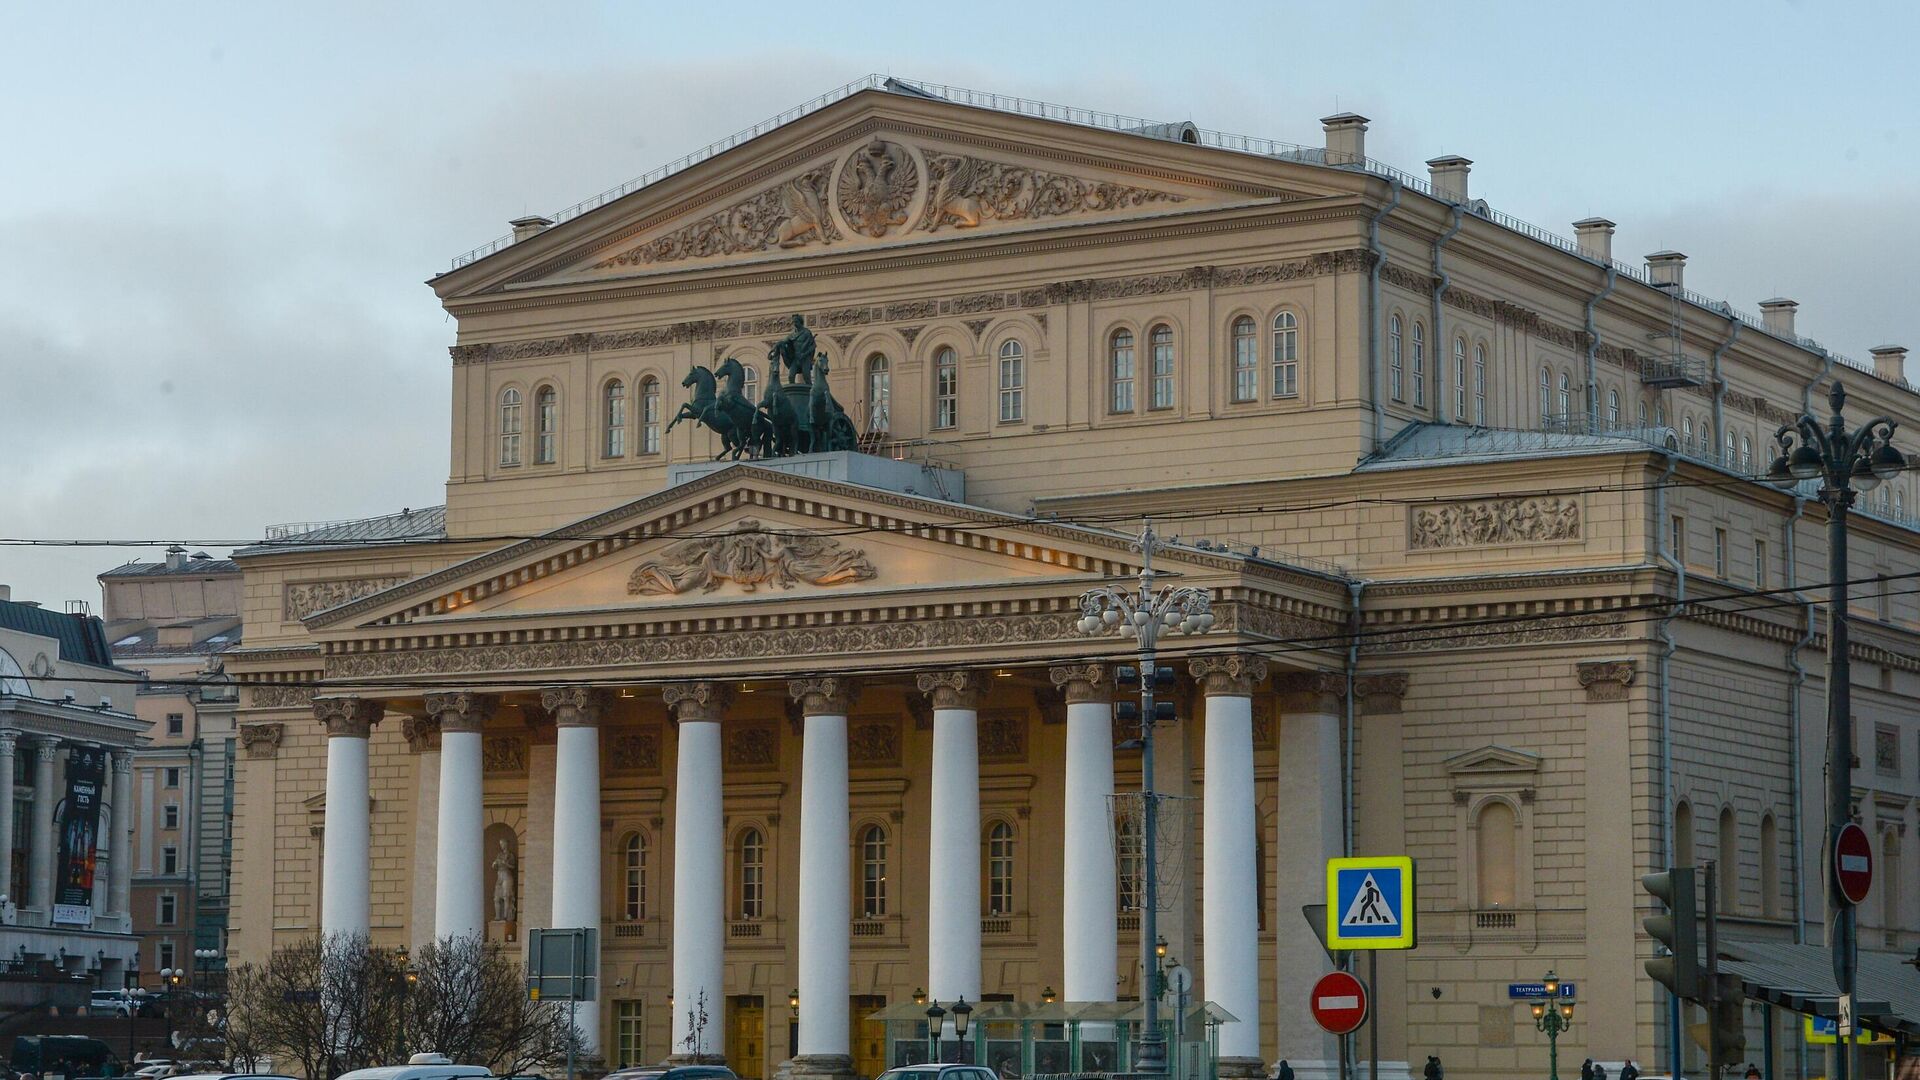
3,0,1916,607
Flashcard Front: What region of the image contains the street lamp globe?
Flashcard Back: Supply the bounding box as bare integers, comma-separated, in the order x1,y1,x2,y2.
1531,1002,1546,1019
951,997,972,1039
1871,441,1906,482
1788,442,1824,480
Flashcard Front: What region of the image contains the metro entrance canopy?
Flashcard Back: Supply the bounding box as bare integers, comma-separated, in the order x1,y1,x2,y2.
1713,939,1920,1040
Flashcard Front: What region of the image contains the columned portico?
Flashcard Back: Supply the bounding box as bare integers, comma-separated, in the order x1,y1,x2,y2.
1271,671,1349,1080
428,691,496,942
315,697,383,939
543,686,610,1055
1192,654,1268,1078
789,676,859,1080
109,750,133,920
917,670,983,1006
664,681,731,1062
1050,663,1117,1006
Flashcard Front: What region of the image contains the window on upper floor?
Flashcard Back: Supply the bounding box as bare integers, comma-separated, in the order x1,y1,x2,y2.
860,824,888,918
1388,316,1404,402
1537,366,1551,422
1754,539,1769,590
984,820,1016,915
534,385,558,464
1897,488,1907,522
1473,344,1487,423
1606,388,1620,430
165,712,183,736
499,388,523,466
1273,312,1300,399
1700,421,1713,461
622,831,647,920
1741,433,1753,473
1148,325,1175,409
1410,322,1426,407
603,379,626,458
162,845,178,875
1475,800,1518,908
164,767,180,789
1230,317,1257,403
1109,329,1135,414
1683,415,1695,453
1655,401,1667,427
158,894,176,926
1453,338,1467,421
998,340,1025,423
1714,528,1728,578
1637,399,1649,428
1116,813,1142,913
1726,430,1738,468
640,377,661,455
1876,725,1900,776
157,938,175,968
163,804,179,830
1556,370,1570,419
866,354,891,433
737,827,765,919
1760,814,1781,918
934,347,959,429
1671,515,1687,564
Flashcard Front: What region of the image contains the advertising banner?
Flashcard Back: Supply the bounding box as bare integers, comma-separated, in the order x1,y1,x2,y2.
52,744,105,926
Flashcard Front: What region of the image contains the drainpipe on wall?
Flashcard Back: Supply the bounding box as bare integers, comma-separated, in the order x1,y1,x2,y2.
1583,264,1618,430
1366,180,1403,455
1344,579,1364,859
1710,310,1741,462
1785,493,1812,1080
1653,446,1685,1077
1430,204,1465,424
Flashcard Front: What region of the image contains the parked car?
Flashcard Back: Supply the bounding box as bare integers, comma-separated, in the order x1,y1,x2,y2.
10,1036,120,1078
167,1073,298,1080
877,1067,996,1080
88,990,140,1018
335,1054,492,1080
603,1067,739,1080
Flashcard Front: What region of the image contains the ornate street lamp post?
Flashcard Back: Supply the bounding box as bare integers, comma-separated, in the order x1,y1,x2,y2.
1077,520,1214,1077
1529,971,1575,1080
1768,380,1905,1080
925,1001,946,1063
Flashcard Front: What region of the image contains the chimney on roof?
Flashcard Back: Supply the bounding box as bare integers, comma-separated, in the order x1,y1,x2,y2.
1426,156,1472,203
164,545,188,571
1871,345,1908,384
1321,112,1369,166
1646,250,1687,289
510,216,554,243
1573,218,1616,263
1758,298,1799,338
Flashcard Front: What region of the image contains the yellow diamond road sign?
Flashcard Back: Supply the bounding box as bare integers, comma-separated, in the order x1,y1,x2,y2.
1326,856,1416,950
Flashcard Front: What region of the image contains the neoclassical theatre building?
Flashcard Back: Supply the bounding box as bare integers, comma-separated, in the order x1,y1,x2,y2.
227,78,1920,1080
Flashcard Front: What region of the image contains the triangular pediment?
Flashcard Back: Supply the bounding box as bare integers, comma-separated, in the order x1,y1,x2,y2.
436,87,1355,295
1443,744,1543,777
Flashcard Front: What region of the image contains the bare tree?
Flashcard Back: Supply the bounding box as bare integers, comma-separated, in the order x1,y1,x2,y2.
406,933,580,1073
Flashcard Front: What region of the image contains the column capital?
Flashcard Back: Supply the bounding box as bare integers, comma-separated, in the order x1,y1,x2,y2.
1273,669,1346,714
539,686,612,727
424,691,497,734
110,748,137,774
314,697,383,738
662,681,733,724
1577,660,1636,703
239,723,285,759
400,716,441,754
916,670,984,710
27,734,61,761
1354,672,1410,714
788,677,858,717
1190,654,1270,697
522,703,558,746
1048,664,1112,704
0,730,15,754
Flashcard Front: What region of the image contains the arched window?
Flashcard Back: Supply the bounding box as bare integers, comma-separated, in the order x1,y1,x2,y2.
933,346,959,430
1675,801,1695,871
1273,312,1300,398
1607,388,1621,430
1410,322,1426,407
1726,429,1738,467
622,832,647,920
1741,434,1753,473
641,377,661,454
1230,317,1258,403
1116,814,1143,912
1699,421,1712,462
1109,329,1135,414
1475,800,1517,908
1388,316,1404,402
985,821,1015,915
1760,814,1780,919
1655,402,1667,428
1683,415,1695,453
998,340,1025,423
603,380,627,458
866,354,891,433
1538,366,1551,422
740,361,759,406
1453,337,1468,421
1718,807,1738,913
1556,370,1571,419
1473,344,1487,423
737,828,765,919
1897,488,1907,521
1148,325,1175,409
860,825,888,918
1877,485,1890,513
534,385,558,464
499,388,523,466
1637,400,1650,428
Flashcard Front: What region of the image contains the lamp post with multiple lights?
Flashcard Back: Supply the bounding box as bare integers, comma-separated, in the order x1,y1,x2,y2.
1076,520,1213,1076
1528,971,1575,1080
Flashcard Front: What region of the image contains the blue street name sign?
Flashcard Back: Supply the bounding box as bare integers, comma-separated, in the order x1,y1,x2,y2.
1507,983,1577,1000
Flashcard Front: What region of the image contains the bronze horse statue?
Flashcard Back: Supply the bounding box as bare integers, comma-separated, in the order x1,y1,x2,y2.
666,357,758,460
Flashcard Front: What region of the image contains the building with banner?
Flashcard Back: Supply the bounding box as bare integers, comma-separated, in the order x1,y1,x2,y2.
0,587,144,986
224,78,1920,1080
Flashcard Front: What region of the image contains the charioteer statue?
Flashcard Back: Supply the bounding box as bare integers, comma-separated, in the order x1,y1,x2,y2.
667,314,859,461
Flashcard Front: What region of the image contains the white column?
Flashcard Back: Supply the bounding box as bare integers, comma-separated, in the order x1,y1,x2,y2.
1272,673,1347,1080
110,751,133,921
429,692,495,943
1051,665,1117,1005
918,671,983,1004
1192,656,1268,1073
406,719,441,952
316,698,381,940
0,732,15,904
791,678,857,1077
544,687,609,1057
28,738,59,915
664,682,731,1061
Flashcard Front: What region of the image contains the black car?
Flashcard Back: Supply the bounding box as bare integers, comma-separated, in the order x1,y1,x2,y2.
603,1067,739,1080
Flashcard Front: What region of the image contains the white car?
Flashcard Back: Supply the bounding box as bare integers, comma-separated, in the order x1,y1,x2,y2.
336,1054,493,1080
89,989,139,1016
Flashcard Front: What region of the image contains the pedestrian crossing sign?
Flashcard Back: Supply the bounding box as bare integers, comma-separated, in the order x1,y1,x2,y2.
1326,856,1416,950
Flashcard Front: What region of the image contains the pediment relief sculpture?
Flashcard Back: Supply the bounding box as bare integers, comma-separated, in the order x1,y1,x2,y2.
594,137,1188,267
1408,496,1581,551
625,518,878,596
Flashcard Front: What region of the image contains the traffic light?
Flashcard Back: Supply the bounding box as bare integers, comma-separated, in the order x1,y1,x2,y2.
1709,973,1746,1062
1114,666,1178,725
1642,867,1699,999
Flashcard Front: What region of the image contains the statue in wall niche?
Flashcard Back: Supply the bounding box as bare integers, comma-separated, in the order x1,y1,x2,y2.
491,837,518,923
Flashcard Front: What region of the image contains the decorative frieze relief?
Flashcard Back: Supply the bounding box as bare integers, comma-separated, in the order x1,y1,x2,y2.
977,709,1027,762
1409,497,1581,551
847,717,901,768
597,163,842,268
239,722,284,759
283,577,407,622
607,728,662,774
626,519,877,595
248,684,315,710
725,723,780,770
1576,660,1636,702
919,149,1183,232
483,734,528,774
1363,612,1627,654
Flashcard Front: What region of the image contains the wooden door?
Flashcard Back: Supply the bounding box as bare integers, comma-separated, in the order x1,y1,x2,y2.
850,995,887,1080
727,995,765,1079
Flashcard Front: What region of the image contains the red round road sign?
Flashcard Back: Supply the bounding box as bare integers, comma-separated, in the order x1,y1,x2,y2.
1835,822,1874,905
1310,971,1369,1035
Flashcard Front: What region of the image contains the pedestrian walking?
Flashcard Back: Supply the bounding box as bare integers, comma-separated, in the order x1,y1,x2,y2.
1581,1059,1594,1080
1619,1061,1638,1080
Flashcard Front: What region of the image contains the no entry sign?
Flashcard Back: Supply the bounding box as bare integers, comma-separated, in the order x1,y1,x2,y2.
1835,822,1873,905
1310,970,1369,1035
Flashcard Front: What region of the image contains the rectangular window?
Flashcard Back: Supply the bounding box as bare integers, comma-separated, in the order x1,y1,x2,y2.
604,384,627,458
157,939,175,968
158,894,176,926
1714,528,1728,578
164,767,181,789
998,355,1024,423
162,846,178,875
1754,539,1769,590
642,381,661,455
1875,725,1899,776
1148,328,1175,410
935,351,958,429
615,1000,645,1068
165,713,183,736
163,804,179,830
1670,516,1686,566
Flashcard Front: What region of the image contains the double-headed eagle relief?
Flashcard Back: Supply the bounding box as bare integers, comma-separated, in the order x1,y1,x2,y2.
664,314,860,461
626,518,878,595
